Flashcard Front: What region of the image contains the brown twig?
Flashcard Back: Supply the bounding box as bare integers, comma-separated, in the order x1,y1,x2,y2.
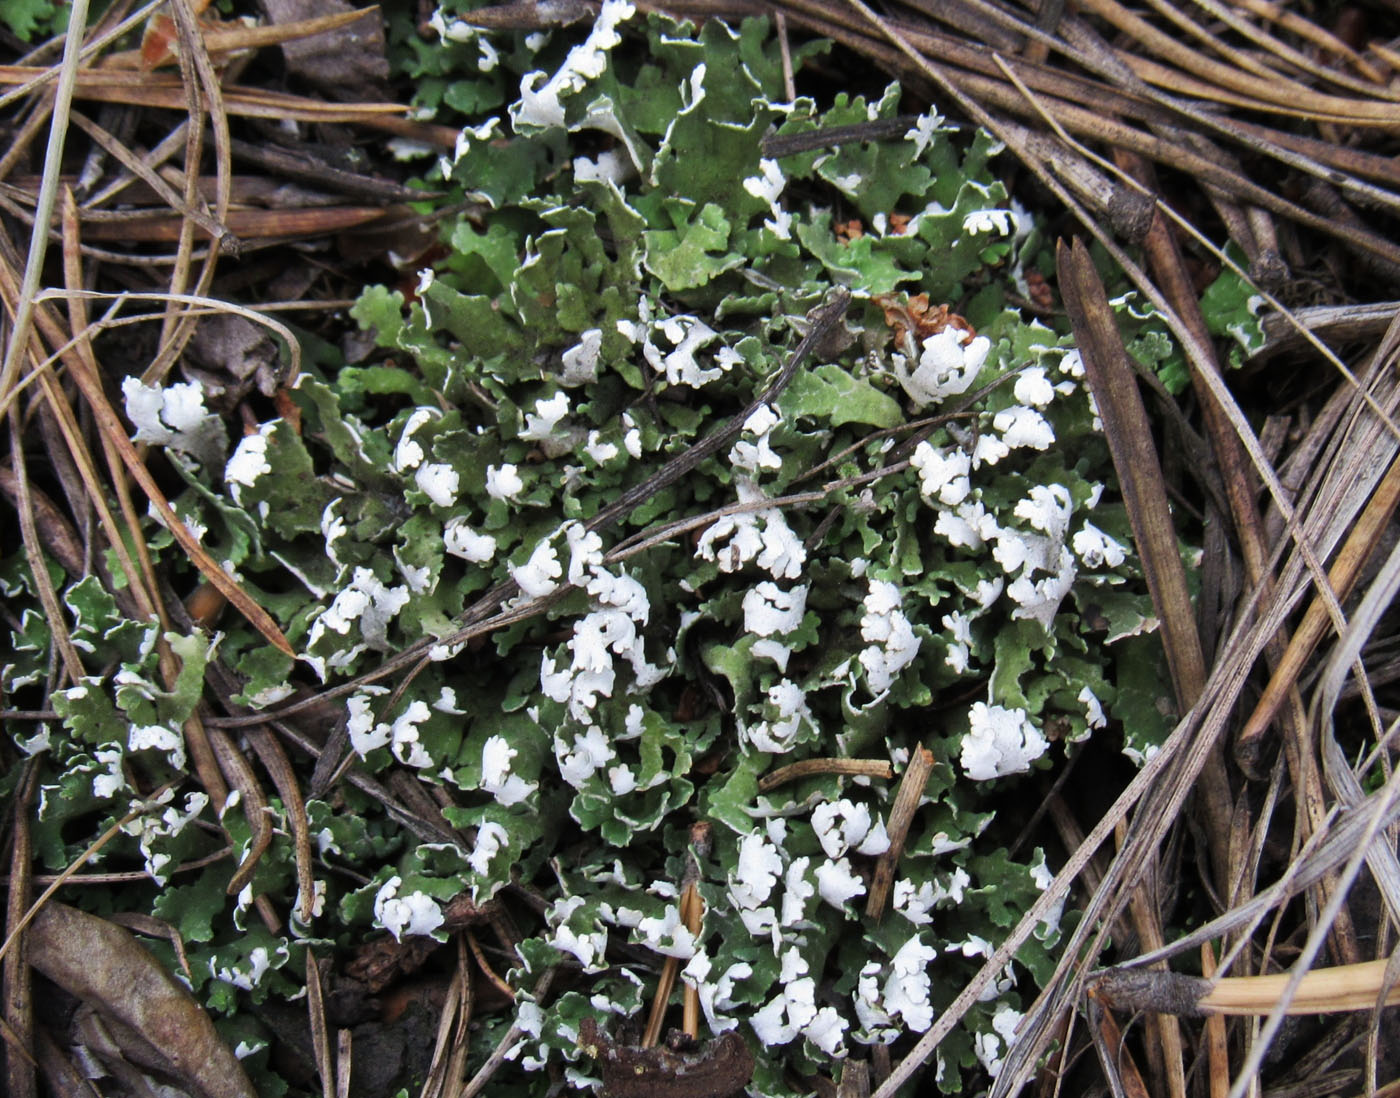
758,758,894,792
466,931,515,1003
1057,238,1233,887
1200,943,1230,1098
864,746,933,920
1090,958,1400,1016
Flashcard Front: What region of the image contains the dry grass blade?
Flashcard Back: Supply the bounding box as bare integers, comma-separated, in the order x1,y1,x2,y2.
4,765,37,1098
305,950,335,1098
1239,453,1400,755
1076,0,1400,124
99,5,383,69
0,0,89,406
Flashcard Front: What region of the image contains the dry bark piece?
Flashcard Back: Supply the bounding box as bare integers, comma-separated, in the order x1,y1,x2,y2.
579,1018,755,1098
1089,958,1400,1016
26,902,256,1098
258,0,389,100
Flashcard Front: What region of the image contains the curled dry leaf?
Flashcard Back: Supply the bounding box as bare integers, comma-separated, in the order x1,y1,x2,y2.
873,292,978,357
26,902,256,1098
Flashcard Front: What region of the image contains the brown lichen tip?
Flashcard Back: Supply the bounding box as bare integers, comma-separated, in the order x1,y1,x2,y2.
1087,967,1212,1017
579,1018,755,1098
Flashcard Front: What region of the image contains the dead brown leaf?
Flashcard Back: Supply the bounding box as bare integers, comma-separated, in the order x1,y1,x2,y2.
26,902,256,1098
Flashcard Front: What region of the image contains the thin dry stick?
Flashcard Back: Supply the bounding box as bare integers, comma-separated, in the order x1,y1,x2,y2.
775,10,796,102
466,931,514,1003
1231,0,1386,83
865,746,933,920
758,758,894,792
84,117,189,208
1075,0,1400,124
1058,239,1229,892
152,7,213,382
207,727,274,899
0,96,55,186
0,0,160,112
59,187,174,629
100,5,381,69
681,883,703,1038
0,66,414,121
67,108,227,238
1091,1006,1153,1098
1119,823,1187,1098
1092,957,1400,1015
0,846,229,886
642,885,699,1047
442,936,476,1098
1200,944,1230,1098
1136,0,1282,83
1186,0,1391,99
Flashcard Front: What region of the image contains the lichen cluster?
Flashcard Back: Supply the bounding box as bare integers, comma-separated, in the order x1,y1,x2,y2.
2,5,1181,1094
